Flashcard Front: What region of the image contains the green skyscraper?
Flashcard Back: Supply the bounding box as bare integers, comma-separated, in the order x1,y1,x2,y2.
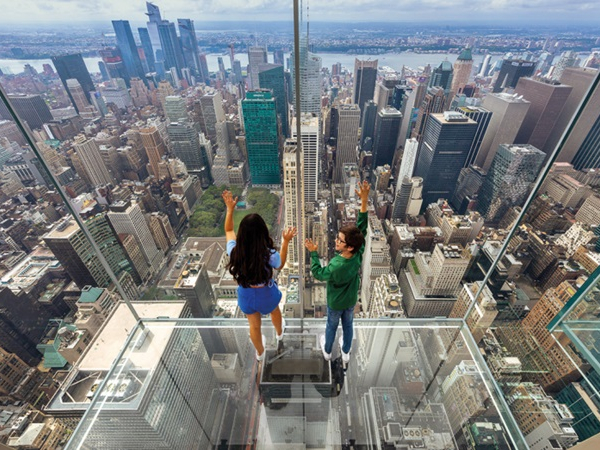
242,90,281,186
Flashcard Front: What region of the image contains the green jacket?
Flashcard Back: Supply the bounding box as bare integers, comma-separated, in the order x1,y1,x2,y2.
310,211,368,310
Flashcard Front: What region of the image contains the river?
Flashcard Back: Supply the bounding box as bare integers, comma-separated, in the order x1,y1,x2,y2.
0,52,488,76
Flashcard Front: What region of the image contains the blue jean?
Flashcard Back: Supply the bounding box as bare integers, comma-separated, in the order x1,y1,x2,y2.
325,305,354,354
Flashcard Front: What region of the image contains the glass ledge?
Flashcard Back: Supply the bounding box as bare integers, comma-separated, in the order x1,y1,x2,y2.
60,318,527,449
549,267,600,374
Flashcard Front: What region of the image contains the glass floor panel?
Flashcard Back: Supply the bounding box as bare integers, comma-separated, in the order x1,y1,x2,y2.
62,318,527,449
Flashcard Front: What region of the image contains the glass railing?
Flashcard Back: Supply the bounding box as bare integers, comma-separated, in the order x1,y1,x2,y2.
2,0,600,448
61,317,526,449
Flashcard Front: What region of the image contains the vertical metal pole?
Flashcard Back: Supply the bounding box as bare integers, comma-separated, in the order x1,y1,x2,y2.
293,0,305,318
0,84,142,323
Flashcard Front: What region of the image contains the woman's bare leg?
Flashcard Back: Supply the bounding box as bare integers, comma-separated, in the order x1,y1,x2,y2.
270,306,283,336
247,312,263,356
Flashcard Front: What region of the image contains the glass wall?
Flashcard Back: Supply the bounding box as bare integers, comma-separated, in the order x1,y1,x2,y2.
1,0,600,448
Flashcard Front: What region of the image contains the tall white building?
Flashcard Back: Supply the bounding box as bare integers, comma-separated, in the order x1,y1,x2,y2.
361,215,392,311
291,36,322,116
334,104,361,183
283,139,302,278
248,46,268,90
72,135,114,187
478,93,531,171
107,200,162,274
292,113,320,204
398,138,419,184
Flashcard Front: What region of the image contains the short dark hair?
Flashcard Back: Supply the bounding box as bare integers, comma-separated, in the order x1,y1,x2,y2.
339,225,364,254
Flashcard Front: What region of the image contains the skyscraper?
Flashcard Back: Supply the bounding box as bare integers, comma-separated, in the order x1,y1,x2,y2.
258,64,289,138
242,91,281,186
414,112,478,208
478,93,531,171
454,106,492,168
429,60,454,95
552,51,579,81
177,19,200,75
112,20,146,84
290,37,322,116
397,137,419,184
107,200,162,273
412,86,446,143
477,144,545,223
571,114,600,169
292,113,320,204
360,100,378,149
514,77,572,156
492,59,535,93
550,68,599,164
283,139,301,276
334,104,360,183
140,127,167,179
52,53,95,105
372,107,402,168
66,79,92,115
392,177,423,222
138,27,155,72
72,136,114,187
164,95,188,123
157,21,185,79
0,94,53,130
353,59,378,113
167,121,207,173
144,2,163,65
451,165,486,214
248,46,268,90
451,48,473,95
43,215,134,289
197,90,225,143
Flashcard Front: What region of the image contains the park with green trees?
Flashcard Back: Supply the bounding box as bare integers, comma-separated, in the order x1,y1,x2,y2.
187,186,280,237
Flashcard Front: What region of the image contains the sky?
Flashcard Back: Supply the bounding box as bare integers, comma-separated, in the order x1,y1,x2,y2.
1,0,600,26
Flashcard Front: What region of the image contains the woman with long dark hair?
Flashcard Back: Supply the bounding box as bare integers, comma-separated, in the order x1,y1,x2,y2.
222,190,297,361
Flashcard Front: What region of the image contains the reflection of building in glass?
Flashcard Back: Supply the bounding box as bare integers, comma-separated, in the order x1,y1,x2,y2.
441,360,494,433
450,282,497,343
363,387,455,449
477,144,545,224
508,382,578,450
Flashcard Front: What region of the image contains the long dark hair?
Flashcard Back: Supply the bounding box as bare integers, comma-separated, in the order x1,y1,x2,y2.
227,213,276,288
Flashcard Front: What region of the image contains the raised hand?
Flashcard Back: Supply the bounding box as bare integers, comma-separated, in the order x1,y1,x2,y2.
304,238,318,252
355,180,371,200
222,190,238,210
282,227,297,242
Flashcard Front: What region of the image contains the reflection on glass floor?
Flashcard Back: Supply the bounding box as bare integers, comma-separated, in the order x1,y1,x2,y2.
62,318,525,449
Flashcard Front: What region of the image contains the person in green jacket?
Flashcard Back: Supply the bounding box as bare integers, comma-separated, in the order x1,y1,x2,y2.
304,180,370,363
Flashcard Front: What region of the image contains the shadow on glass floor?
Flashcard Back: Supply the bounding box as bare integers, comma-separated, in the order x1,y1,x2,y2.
59,315,526,449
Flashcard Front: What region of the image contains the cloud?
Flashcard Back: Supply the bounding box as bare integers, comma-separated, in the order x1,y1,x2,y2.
0,0,599,23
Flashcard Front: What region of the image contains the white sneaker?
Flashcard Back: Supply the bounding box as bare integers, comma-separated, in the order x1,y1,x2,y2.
320,334,332,361
339,335,350,363
256,335,267,361
276,317,285,342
